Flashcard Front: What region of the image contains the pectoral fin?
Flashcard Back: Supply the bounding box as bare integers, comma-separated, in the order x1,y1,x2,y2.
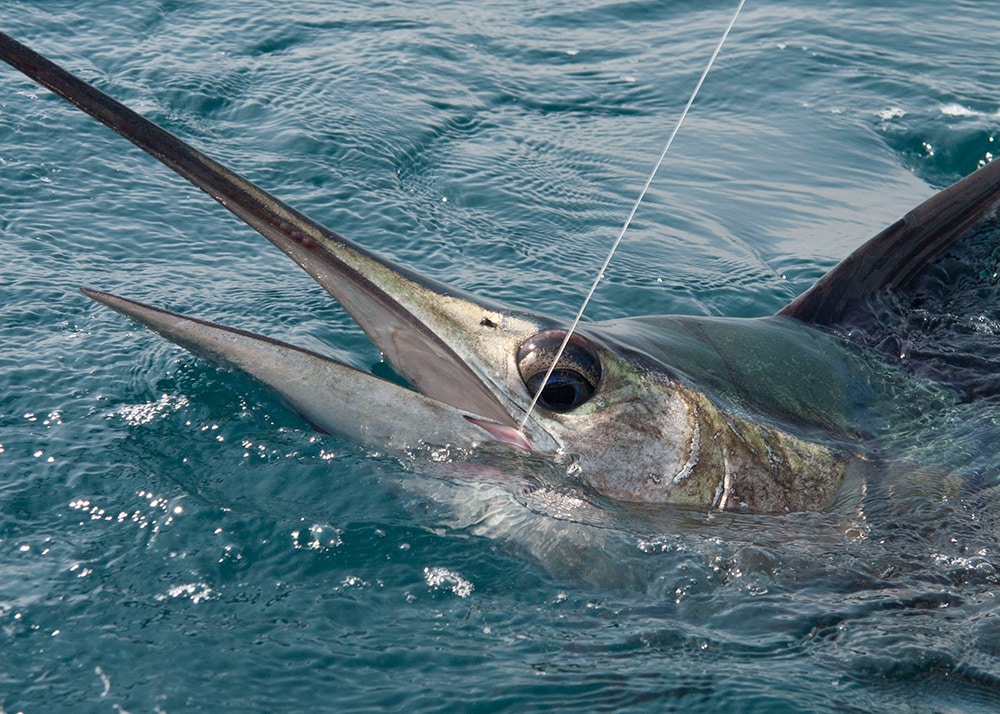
780,158,1000,326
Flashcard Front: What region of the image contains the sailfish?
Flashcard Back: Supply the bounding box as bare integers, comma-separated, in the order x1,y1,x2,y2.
3,31,1000,515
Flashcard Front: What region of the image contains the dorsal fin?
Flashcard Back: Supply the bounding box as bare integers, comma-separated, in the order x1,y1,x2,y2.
779,158,1000,327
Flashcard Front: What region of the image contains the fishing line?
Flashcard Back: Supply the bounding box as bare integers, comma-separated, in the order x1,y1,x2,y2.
519,0,747,429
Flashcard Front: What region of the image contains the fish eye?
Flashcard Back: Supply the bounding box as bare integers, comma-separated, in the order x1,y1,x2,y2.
516,330,601,413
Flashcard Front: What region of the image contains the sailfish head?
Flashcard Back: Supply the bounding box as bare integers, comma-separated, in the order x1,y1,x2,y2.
5,31,1000,515
0,32,720,497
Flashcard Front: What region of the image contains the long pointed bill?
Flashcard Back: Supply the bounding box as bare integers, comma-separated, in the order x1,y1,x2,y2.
0,32,537,433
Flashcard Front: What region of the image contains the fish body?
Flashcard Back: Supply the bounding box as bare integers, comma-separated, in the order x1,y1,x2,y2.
2,31,999,517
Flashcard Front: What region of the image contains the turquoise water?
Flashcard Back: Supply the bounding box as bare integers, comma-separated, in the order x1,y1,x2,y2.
3,0,1000,711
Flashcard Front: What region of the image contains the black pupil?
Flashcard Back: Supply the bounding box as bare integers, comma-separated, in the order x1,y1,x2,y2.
517,329,601,413
528,369,593,412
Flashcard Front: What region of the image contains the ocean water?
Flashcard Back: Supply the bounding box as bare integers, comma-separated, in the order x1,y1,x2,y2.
3,0,1000,711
